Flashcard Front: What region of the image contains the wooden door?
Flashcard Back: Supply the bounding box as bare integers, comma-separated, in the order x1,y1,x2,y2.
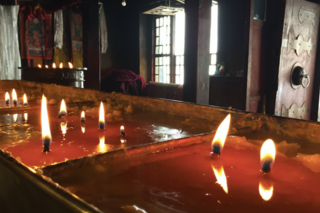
275,0,319,120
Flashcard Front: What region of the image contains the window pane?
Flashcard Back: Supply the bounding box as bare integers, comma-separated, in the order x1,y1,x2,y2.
176,66,180,75
155,75,159,82
210,4,218,53
156,47,159,54
175,12,185,55
155,57,159,65
156,19,159,27
159,46,163,54
160,17,163,26
166,75,170,83
159,57,163,65
175,75,180,84
156,28,159,36
156,37,160,45
164,16,167,26
211,54,217,65
155,66,159,74
209,65,216,76
160,66,164,83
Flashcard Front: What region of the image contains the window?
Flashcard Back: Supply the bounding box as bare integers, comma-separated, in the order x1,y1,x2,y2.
152,2,218,84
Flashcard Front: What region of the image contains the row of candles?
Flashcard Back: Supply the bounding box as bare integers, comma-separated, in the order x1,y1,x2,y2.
37,62,73,69
4,89,28,107
211,114,275,201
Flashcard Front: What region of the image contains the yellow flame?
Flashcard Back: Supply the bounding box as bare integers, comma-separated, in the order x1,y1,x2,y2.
5,92,10,102
259,182,273,201
24,113,28,121
120,138,126,143
12,89,17,102
23,94,28,105
99,102,105,124
120,125,124,131
211,114,231,152
68,62,73,69
81,111,85,119
81,126,85,133
45,65,48,69
38,64,42,68
13,114,18,123
60,99,67,114
260,139,276,169
99,136,107,153
212,165,228,194
59,63,63,68
52,63,56,68
60,122,67,135
41,95,52,143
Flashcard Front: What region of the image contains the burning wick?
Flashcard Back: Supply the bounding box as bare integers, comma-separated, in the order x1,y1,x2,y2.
5,92,10,107
24,113,28,122
52,63,56,68
45,65,49,69
260,139,276,173
99,102,105,129
80,111,85,122
211,114,231,155
23,94,28,107
58,99,67,117
38,64,42,68
13,114,18,123
12,89,17,107
120,125,125,137
41,95,52,152
59,63,63,68
68,62,73,69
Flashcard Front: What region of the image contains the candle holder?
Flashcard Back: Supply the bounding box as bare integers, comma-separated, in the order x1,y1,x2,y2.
5,101,9,107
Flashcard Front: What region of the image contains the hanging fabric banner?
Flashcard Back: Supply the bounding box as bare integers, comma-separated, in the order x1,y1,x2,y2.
54,10,63,49
0,5,21,80
70,10,83,68
99,3,108,54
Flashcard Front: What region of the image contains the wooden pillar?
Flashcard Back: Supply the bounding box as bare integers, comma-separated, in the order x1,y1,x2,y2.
82,0,101,90
183,0,211,104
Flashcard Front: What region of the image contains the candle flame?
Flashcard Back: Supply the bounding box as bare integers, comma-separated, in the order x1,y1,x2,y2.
120,125,124,131
59,63,63,68
212,164,228,194
5,92,10,102
99,102,105,126
260,139,276,171
68,62,73,69
120,138,126,143
60,122,67,135
81,111,85,119
41,95,52,144
45,65,49,69
60,99,67,115
259,182,273,201
99,136,107,153
52,63,56,68
12,89,17,102
211,114,231,153
38,64,42,68
13,114,18,123
24,113,28,122
23,94,28,105
81,126,85,133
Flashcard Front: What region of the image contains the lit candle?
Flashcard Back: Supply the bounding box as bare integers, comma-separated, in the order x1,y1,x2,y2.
259,177,273,201
68,62,73,69
23,94,28,107
38,64,42,68
5,92,10,107
211,114,230,155
24,113,28,122
41,95,52,152
260,139,276,173
58,99,67,117
80,111,85,122
60,122,67,135
120,125,125,137
211,162,228,194
12,89,17,107
45,65,49,69
52,63,56,68
13,114,18,123
99,102,105,129
59,63,63,69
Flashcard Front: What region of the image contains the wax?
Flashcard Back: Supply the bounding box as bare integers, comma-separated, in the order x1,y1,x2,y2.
49,136,320,213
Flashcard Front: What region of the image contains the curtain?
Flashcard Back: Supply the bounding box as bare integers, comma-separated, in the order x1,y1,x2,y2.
0,6,21,80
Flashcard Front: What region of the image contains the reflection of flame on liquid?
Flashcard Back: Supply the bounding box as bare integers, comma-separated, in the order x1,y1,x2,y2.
13,114,18,123
99,136,107,153
41,95,52,145
59,99,67,116
81,126,85,133
52,63,56,68
68,62,73,69
260,139,276,173
24,113,28,122
59,63,63,68
259,178,273,201
60,122,67,135
211,114,231,154
38,64,42,68
211,163,228,194
23,94,28,106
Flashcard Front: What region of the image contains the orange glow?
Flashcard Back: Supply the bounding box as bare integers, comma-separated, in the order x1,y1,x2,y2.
38,64,42,68
24,113,28,122
99,102,105,127
13,114,18,123
59,63,63,68
120,125,124,131
260,139,276,171
45,65,49,69
5,92,10,102
60,122,67,135
212,164,228,194
211,114,231,153
81,111,85,119
23,94,28,106
68,62,73,69
99,136,107,153
41,95,52,144
81,126,85,133
12,89,17,102
259,182,273,201
52,63,56,68
59,99,67,116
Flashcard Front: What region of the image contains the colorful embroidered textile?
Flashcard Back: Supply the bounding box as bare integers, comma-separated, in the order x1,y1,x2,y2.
71,10,83,67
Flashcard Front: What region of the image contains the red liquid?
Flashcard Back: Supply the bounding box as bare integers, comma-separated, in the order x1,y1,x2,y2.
50,137,320,213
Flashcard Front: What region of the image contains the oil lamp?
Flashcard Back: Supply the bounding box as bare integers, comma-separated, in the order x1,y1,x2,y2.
5,92,10,107
12,89,17,107
260,139,276,173
23,94,28,107
41,95,52,152
13,114,18,123
80,111,85,122
38,64,42,68
59,63,63,68
68,62,73,69
24,113,28,122
52,63,56,68
120,125,125,137
99,102,105,129
211,114,230,155
58,99,67,117
211,163,228,194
